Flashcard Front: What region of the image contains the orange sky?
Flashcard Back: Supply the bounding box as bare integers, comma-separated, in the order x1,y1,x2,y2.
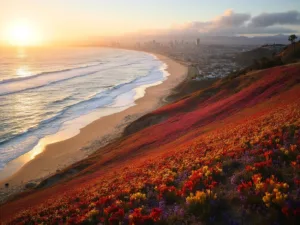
0,0,299,46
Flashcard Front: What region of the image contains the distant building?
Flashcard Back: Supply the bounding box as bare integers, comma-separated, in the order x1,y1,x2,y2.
196,38,200,46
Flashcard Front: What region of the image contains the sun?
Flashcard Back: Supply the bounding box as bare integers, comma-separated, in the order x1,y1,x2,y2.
5,20,41,46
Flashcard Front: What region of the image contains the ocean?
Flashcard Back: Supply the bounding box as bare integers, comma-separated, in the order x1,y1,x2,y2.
0,47,168,174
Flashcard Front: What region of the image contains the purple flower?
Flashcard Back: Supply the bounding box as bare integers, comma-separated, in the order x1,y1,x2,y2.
159,200,166,210
174,205,184,217
231,174,237,185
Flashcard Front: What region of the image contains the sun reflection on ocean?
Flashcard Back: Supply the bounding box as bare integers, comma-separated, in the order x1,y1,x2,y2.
16,66,31,77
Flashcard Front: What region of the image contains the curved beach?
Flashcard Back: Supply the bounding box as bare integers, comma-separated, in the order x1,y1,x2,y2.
0,53,188,190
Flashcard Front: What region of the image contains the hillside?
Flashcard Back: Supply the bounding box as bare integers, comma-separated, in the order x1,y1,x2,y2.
235,47,276,66
279,42,300,64
1,63,300,224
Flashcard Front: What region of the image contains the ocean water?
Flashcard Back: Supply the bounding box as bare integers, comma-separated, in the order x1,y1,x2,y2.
0,47,167,172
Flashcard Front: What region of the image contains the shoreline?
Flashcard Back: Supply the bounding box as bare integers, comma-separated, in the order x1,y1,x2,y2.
0,53,188,199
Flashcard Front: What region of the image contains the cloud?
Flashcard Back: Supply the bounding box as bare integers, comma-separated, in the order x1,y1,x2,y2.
214,9,251,27
179,9,250,32
132,9,300,38
249,11,300,27
171,10,300,36
212,26,296,35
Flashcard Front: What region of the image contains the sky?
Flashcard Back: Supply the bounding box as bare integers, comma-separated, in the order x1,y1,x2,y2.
0,0,300,45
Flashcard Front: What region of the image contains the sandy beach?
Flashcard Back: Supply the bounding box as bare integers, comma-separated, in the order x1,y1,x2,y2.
0,53,187,193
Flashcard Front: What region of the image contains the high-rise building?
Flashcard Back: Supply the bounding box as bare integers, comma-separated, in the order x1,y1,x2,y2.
196,38,200,46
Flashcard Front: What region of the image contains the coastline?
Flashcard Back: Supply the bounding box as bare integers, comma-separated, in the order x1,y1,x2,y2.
0,53,188,196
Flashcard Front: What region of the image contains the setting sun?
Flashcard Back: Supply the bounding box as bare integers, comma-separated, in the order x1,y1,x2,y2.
5,20,41,46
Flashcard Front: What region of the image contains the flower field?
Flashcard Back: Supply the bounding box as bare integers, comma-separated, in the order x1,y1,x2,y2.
1,64,300,224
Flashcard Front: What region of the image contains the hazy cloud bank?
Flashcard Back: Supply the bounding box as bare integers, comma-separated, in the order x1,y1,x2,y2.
154,10,300,36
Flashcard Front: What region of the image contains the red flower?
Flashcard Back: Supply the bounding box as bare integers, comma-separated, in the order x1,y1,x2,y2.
293,207,300,216
150,208,162,221
207,181,218,189
264,150,273,160
246,165,255,172
237,181,252,192
182,181,193,194
281,206,289,217
254,159,272,169
294,178,300,186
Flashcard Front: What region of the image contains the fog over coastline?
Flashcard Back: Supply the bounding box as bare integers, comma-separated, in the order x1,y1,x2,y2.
70,10,300,46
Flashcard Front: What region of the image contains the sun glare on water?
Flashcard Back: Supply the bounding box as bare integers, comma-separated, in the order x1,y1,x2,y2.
5,20,42,46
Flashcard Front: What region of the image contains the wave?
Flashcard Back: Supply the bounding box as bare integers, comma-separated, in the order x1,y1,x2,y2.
49,96,74,106
0,65,164,147
0,62,104,85
0,70,100,97
0,50,166,171
0,61,145,97
0,94,113,147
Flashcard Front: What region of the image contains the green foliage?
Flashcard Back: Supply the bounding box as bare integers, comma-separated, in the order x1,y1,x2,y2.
164,191,181,205
288,34,298,44
187,201,211,218
253,57,283,70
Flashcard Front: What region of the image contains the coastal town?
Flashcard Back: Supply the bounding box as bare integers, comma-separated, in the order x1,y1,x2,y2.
149,42,248,80
115,39,288,80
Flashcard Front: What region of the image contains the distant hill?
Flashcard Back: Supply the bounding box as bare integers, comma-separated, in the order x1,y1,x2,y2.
235,47,277,66
232,42,300,77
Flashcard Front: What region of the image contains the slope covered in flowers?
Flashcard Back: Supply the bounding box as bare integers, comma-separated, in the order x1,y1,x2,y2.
1,64,300,224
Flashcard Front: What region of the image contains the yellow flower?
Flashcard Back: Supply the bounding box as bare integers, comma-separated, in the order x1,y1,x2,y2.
206,189,217,199
284,150,289,155
89,203,96,208
216,167,223,173
186,191,205,204
282,183,289,189
86,209,99,218
186,190,217,204
263,192,271,204
205,171,211,177
130,192,146,201
263,188,288,207
255,182,264,191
